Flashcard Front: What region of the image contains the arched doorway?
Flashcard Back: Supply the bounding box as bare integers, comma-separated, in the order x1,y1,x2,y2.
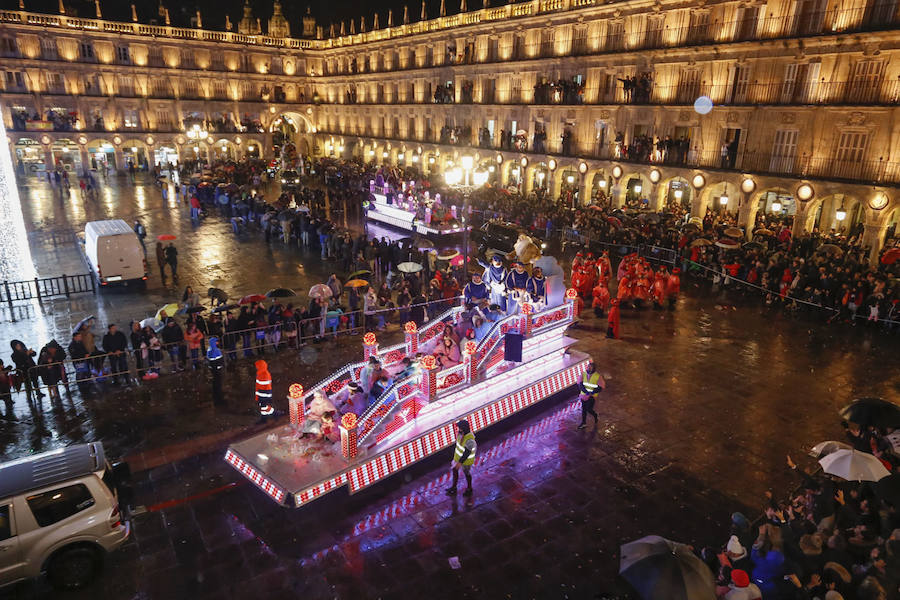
211,139,236,161
705,181,736,214
122,141,148,171
883,207,899,247
87,139,116,172
558,167,579,206
807,194,864,235
153,145,178,169
623,173,650,209
13,138,45,176
588,170,610,204
754,188,795,230
529,162,550,195
663,177,692,211
50,138,81,172
244,140,262,158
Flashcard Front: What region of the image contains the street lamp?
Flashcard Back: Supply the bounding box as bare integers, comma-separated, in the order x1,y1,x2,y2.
835,204,847,221
445,155,487,283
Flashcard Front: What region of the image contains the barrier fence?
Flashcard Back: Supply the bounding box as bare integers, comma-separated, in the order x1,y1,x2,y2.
2,296,466,400
1,274,95,309
561,228,678,266
684,259,900,327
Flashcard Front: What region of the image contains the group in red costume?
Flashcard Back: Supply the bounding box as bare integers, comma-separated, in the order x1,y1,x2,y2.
569,251,681,339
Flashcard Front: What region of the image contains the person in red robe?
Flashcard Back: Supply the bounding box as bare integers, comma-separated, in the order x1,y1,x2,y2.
607,298,621,339
652,267,667,309
666,268,681,308
592,282,610,317
597,251,612,284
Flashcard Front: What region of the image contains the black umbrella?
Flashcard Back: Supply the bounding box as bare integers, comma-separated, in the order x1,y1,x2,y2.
185,305,207,314
212,303,240,313
266,287,297,298
839,397,900,428
876,474,900,506
619,535,715,600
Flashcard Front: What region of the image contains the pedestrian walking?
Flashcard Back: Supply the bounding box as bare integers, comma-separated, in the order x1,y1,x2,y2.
155,241,165,275
445,419,476,497
577,360,603,429
134,219,147,254
164,242,178,280
207,337,225,406
67,332,93,396
255,359,274,423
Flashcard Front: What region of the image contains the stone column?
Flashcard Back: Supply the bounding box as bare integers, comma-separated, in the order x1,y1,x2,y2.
737,191,754,237
862,222,888,267
690,189,705,218
43,144,54,172
792,202,809,238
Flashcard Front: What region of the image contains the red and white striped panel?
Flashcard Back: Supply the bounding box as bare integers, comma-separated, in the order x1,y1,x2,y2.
294,360,589,505
224,449,286,504
295,472,348,506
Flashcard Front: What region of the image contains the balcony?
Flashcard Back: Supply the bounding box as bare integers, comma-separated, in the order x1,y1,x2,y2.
315,128,900,186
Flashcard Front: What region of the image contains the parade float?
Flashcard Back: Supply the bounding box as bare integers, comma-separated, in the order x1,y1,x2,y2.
365,177,469,238
225,287,589,507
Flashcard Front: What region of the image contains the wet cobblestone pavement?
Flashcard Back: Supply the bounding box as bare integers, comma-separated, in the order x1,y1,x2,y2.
1,176,899,599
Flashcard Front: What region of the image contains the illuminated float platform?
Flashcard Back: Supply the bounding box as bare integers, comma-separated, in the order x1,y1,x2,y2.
365,181,469,237
225,290,588,507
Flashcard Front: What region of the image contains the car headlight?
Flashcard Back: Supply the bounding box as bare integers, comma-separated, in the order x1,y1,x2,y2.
281,179,286,183
541,242,547,249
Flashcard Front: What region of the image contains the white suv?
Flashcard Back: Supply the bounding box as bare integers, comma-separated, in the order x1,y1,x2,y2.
0,442,131,590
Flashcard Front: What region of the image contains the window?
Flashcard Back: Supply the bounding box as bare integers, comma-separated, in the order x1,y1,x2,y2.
213,81,227,99
45,72,64,92
26,484,95,527
606,21,625,50
156,110,171,128
79,42,94,60
769,129,798,173
242,82,254,100
0,36,17,56
180,49,194,68
0,505,10,540
151,78,171,97
40,38,57,59
123,109,139,128
148,46,163,66
834,130,868,163
118,76,134,96
848,60,885,103
6,71,25,89
116,46,130,64
181,79,198,98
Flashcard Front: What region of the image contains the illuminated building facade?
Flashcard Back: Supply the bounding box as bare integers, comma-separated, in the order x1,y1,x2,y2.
1,0,899,259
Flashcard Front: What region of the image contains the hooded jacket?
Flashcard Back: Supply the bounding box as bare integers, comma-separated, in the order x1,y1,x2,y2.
207,337,223,372
10,340,36,371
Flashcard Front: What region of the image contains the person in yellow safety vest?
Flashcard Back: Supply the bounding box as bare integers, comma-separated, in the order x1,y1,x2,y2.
578,361,604,429
255,359,274,423
446,419,476,497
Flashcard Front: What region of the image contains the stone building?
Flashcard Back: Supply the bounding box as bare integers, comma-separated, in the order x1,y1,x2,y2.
1,0,899,259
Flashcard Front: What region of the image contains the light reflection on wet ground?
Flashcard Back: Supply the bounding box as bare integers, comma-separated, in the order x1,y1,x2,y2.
1,172,899,599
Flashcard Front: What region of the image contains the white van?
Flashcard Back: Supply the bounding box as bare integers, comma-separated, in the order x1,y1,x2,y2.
0,443,131,590
83,220,147,287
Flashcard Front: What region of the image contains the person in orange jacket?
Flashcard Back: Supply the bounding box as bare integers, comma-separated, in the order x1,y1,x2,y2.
255,359,274,422
607,298,621,339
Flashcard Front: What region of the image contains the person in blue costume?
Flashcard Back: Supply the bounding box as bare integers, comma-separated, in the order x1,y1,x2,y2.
463,272,489,305
505,262,530,313
481,254,508,311
526,266,547,305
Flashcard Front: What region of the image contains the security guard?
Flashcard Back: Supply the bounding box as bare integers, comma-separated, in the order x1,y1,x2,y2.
207,337,225,406
578,360,604,429
446,420,477,497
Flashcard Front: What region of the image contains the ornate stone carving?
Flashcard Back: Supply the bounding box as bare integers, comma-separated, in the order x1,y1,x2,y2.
781,113,796,124
848,112,866,125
